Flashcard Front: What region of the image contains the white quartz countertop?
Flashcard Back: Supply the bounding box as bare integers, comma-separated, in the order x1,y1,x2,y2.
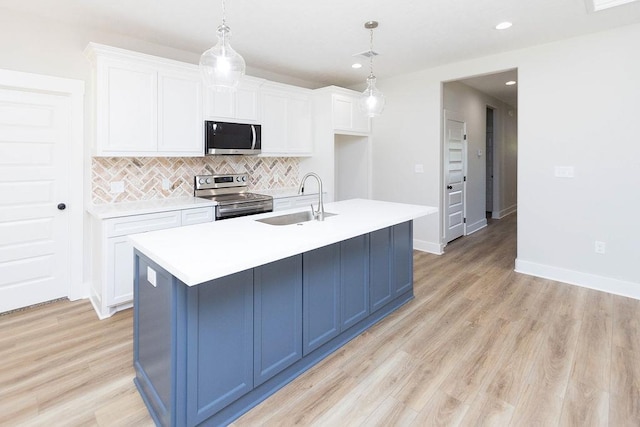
129,199,437,286
87,197,217,219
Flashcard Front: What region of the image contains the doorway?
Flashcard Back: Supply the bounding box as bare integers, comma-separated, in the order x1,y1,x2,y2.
334,134,371,201
486,106,495,219
442,69,518,248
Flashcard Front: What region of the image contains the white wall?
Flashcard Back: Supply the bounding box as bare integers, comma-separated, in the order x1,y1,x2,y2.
443,81,518,229
372,23,640,297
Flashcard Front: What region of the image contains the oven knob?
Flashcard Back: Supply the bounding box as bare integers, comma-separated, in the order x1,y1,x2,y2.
199,178,205,184
236,176,241,182
206,178,212,184
241,176,247,182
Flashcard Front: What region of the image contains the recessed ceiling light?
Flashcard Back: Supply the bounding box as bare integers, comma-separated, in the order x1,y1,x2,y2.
505,80,517,86
352,63,362,69
495,22,513,30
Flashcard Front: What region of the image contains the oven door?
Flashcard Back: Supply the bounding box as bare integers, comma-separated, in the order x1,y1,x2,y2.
216,200,273,220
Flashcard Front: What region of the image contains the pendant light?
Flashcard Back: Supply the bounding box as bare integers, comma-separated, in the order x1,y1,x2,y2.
199,0,246,91
358,21,385,117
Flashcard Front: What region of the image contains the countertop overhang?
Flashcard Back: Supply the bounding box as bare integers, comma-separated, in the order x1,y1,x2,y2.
129,198,437,286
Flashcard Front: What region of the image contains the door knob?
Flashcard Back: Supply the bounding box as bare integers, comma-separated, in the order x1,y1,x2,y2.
447,185,453,190
57,203,66,210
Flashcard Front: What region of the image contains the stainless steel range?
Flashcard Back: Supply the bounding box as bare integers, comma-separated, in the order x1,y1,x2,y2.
194,173,273,220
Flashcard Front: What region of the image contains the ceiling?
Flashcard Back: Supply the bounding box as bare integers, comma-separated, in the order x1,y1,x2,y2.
2,0,640,95
459,69,518,108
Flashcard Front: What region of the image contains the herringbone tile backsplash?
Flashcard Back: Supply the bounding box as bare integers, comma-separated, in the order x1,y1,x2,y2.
91,157,299,204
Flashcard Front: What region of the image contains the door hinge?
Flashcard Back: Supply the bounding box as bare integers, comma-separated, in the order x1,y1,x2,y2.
463,218,467,223
464,134,467,140
464,176,467,182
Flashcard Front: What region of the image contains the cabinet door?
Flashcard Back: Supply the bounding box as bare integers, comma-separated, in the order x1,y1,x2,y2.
261,85,312,156
261,90,288,154
186,270,254,424
236,83,260,122
107,236,134,306
302,243,340,355
332,93,370,134
287,95,313,155
393,221,413,296
97,59,157,154
254,255,302,386
340,235,369,330
369,227,393,312
158,68,203,155
204,79,260,122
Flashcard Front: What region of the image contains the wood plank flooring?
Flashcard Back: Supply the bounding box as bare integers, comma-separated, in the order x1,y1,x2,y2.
2,214,639,426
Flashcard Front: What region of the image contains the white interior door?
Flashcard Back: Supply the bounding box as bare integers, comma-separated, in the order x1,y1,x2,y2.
0,87,71,312
444,111,466,243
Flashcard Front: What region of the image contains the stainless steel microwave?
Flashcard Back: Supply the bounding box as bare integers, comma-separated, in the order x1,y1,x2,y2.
204,121,261,155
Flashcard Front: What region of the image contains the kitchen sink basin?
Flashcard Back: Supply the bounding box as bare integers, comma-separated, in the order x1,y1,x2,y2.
256,211,337,226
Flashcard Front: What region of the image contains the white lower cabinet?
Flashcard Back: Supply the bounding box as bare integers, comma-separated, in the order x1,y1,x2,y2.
91,206,213,318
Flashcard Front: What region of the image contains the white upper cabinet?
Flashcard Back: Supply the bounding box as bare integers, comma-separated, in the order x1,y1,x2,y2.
204,76,263,123
158,68,203,155
332,92,370,134
260,82,313,156
86,43,204,157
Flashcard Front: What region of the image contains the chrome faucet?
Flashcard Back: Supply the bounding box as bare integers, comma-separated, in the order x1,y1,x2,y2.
298,172,325,221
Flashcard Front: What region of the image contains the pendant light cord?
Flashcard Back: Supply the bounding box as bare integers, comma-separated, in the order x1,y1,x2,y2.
369,28,374,78
222,0,227,26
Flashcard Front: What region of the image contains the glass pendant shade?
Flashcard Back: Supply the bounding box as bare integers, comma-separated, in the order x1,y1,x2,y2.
199,23,246,91
359,75,385,117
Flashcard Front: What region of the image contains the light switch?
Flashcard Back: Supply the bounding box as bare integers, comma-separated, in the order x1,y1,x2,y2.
414,164,424,173
554,166,575,178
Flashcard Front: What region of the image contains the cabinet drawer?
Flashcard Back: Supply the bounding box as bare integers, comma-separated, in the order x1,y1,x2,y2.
106,210,181,237
182,207,214,226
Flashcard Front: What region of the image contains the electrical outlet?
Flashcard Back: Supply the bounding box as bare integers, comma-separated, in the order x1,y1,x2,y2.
594,241,606,254
554,166,575,178
110,181,125,194
162,178,171,190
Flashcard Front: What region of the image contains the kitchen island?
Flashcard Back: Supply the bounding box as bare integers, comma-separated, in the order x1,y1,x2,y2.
130,199,436,427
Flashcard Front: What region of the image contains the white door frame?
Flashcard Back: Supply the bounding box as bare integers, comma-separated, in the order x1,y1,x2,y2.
0,69,85,300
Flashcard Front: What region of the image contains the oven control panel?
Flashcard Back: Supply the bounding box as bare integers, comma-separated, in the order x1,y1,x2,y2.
195,174,248,190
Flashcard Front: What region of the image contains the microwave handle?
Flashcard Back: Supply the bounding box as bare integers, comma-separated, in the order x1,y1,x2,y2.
251,125,256,150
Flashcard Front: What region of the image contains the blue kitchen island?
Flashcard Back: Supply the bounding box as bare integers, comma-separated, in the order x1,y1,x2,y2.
129,199,436,426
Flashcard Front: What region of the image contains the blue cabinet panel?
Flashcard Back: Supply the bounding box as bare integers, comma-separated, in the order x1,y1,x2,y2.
254,255,302,386
303,243,340,355
369,227,393,312
134,254,176,427
340,235,369,329
393,221,413,296
370,222,414,312
186,269,254,425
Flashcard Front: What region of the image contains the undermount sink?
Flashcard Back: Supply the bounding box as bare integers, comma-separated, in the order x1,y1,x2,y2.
256,211,337,226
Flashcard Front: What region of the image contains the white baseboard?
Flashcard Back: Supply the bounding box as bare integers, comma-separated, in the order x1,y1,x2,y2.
493,204,517,219
466,218,487,235
414,239,443,255
515,258,640,300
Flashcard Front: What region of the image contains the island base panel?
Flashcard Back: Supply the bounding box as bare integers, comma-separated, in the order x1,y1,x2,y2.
133,221,414,426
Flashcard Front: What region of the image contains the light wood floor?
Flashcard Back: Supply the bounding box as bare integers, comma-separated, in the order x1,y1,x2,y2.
2,214,639,426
